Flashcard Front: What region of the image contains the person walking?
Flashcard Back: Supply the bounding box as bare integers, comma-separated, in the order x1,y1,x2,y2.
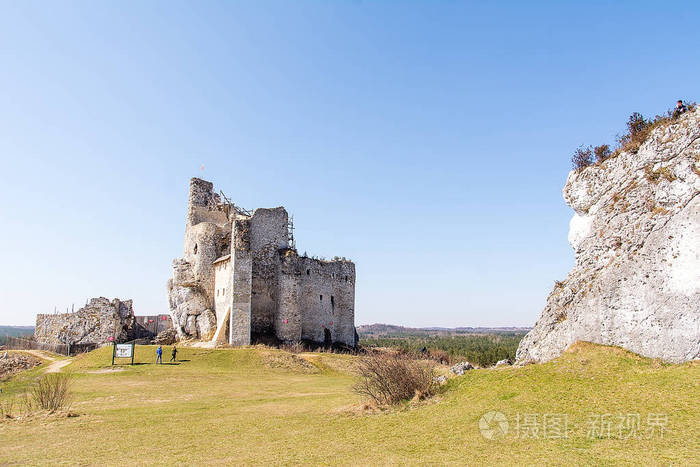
156,345,162,364
170,345,178,363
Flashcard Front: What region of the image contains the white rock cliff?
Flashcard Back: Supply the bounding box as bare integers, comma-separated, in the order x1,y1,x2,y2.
517,110,700,364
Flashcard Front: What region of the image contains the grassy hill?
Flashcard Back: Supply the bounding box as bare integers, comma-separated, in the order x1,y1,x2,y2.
1,343,698,465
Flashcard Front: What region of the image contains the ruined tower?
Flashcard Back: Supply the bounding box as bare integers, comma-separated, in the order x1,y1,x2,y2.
166,178,356,347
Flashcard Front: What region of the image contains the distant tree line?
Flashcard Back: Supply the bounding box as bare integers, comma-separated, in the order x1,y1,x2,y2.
359,333,525,367
0,326,35,346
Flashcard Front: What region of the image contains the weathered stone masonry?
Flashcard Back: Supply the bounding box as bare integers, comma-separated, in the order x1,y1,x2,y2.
167,178,357,346
35,297,139,345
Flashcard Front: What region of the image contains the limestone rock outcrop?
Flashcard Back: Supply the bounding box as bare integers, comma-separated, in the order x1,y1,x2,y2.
517,110,700,364
35,297,138,345
153,328,178,345
166,179,230,340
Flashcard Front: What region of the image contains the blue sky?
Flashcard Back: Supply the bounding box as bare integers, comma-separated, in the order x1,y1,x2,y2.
1,1,698,326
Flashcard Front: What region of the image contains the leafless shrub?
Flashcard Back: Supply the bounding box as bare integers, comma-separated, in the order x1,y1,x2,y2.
572,145,594,170
353,352,436,405
281,340,305,354
573,103,697,169
31,373,73,412
594,144,612,163
0,397,15,419
21,391,34,416
616,112,651,154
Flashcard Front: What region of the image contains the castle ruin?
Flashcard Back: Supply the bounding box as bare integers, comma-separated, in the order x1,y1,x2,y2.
34,297,147,346
166,178,356,347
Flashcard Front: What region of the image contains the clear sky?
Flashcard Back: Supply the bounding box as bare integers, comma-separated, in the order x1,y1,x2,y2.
1,1,698,327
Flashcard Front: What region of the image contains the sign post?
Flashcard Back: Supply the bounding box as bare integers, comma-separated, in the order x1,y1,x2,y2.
112,342,135,366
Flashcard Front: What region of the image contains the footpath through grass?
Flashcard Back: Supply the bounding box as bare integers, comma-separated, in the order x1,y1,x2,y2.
0,343,698,465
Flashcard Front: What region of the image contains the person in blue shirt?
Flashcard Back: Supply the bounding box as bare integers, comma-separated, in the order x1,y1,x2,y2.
156,345,162,364
673,100,688,118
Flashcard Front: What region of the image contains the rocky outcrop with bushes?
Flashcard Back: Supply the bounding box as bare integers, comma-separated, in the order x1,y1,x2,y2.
517,110,700,364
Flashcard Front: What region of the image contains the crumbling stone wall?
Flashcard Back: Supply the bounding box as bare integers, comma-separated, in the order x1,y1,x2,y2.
297,256,356,346
275,252,356,345
35,297,137,345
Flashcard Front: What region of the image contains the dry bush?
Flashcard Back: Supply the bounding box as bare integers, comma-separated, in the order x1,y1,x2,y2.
617,112,651,154
428,348,450,365
0,397,15,419
572,145,594,170
353,352,436,405
573,104,696,170
594,144,612,163
31,373,73,412
281,340,305,354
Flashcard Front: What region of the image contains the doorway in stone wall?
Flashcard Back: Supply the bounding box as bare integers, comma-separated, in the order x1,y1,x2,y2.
323,327,332,347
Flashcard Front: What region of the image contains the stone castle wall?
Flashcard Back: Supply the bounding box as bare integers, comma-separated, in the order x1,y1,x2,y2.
230,218,253,346
277,254,356,345
35,297,137,345
250,208,288,334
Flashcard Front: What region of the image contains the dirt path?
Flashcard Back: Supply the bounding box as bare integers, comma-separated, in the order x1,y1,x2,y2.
24,350,72,373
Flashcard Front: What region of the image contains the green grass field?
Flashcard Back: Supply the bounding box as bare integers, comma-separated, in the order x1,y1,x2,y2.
1,343,698,465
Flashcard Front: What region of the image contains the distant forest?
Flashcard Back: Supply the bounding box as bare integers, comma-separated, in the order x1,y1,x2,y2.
0,326,34,345
357,323,530,338
357,324,528,367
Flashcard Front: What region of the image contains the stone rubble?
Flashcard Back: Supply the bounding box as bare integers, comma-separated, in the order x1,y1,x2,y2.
449,361,474,375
